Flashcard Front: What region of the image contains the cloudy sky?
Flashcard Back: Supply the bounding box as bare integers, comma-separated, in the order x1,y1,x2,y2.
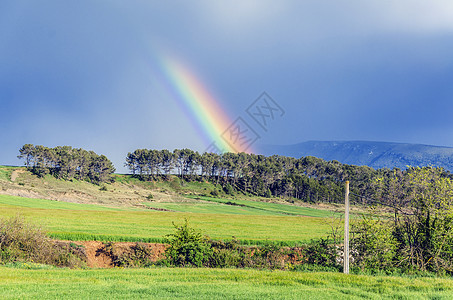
1,1,453,172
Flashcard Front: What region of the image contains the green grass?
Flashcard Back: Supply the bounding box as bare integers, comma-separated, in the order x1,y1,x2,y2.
0,195,331,245
112,174,215,194
1,266,453,299
143,201,293,216
0,166,15,182
0,194,128,211
184,195,338,218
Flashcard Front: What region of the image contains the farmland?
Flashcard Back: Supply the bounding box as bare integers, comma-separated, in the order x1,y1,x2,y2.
0,167,338,244
2,166,453,298
0,194,331,245
1,266,453,299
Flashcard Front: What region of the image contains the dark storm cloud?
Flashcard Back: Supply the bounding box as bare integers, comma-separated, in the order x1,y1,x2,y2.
1,1,453,171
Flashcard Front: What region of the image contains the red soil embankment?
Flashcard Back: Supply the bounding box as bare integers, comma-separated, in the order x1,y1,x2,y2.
60,241,167,268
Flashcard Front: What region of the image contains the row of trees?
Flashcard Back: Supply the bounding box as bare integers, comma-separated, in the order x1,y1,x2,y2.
125,149,351,201
18,144,453,208
126,148,452,206
18,144,115,183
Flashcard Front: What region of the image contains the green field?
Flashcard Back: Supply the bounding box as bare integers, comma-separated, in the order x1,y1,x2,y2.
2,168,453,298
0,194,127,211
143,195,339,217
144,201,278,215
187,195,338,217
1,266,452,299
0,194,331,244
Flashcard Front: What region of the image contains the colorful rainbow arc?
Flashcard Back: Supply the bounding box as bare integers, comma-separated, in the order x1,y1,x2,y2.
160,55,251,153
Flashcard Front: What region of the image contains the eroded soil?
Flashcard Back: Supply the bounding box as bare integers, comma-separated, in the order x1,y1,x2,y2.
59,241,167,268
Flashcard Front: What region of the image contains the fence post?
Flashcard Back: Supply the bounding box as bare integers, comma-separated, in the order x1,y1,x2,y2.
344,180,350,274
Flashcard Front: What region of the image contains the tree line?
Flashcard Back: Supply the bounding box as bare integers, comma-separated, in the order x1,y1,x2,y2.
125,148,453,206
18,144,453,208
125,148,347,201
18,144,115,183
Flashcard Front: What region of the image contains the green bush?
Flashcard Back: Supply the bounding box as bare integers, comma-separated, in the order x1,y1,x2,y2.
350,215,397,272
223,184,235,196
169,178,182,191
302,238,339,270
208,238,243,268
161,221,346,271
0,216,85,268
163,219,212,267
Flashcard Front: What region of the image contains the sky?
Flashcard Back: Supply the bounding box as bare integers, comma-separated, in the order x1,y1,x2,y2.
1,0,453,173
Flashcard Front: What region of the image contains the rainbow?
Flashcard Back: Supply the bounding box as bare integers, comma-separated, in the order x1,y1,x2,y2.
159,55,252,153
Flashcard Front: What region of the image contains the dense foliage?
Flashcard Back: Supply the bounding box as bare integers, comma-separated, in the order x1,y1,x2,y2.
0,216,85,268
163,219,213,267
162,219,323,270
18,144,115,183
351,167,453,274
125,149,360,201
125,148,453,206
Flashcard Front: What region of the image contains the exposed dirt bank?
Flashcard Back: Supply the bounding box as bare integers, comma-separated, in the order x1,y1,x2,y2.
58,241,167,268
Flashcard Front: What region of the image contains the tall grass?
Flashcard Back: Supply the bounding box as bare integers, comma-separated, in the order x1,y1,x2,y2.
0,195,332,244
0,195,125,211
186,195,338,217
48,232,165,243
1,267,453,299
48,233,307,246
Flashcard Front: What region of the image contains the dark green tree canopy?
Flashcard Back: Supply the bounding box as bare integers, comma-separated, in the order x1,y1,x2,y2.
18,144,115,183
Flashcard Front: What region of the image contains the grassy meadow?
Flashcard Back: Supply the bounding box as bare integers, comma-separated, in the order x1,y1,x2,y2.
2,167,453,298
0,194,332,245
142,195,338,217
0,167,338,244
1,265,453,299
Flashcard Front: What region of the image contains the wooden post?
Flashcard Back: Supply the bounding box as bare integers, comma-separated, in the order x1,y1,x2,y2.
344,180,350,274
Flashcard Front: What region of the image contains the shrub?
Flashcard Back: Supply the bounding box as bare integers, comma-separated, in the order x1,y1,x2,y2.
350,215,397,272
169,178,182,191
0,216,85,268
244,243,287,269
163,219,212,267
302,238,339,270
104,242,155,268
223,184,235,196
208,238,243,268
161,221,341,271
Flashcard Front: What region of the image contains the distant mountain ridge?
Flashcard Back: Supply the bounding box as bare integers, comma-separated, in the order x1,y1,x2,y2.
259,141,453,171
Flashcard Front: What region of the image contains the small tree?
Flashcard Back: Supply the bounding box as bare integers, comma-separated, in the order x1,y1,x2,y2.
396,167,453,273
354,167,453,274
351,215,397,271
163,219,212,267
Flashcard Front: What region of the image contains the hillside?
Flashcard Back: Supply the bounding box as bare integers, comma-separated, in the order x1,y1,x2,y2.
0,166,340,216
259,140,453,171
0,166,338,245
